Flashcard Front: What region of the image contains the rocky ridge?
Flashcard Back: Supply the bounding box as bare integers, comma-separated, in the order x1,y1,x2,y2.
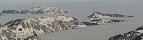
109,26,143,40
88,11,127,24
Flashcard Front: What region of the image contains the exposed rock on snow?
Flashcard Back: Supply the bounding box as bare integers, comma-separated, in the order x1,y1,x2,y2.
88,11,111,20
107,19,125,23
93,11,134,17
20,7,68,14
0,24,1,27
109,26,143,40
0,16,81,40
81,21,99,26
88,11,125,24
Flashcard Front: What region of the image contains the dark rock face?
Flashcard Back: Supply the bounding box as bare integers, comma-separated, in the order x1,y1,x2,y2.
20,10,30,14
0,24,1,27
136,26,143,30
1,10,19,14
88,11,134,18
88,12,98,18
104,14,126,17
4,19,22,27
109,26,143,40
128,16,134,17
108,19,125,23
81,22,99,26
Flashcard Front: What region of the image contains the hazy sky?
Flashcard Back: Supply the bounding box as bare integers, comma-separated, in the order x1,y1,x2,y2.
1,0,142,4
0,0,48,4
0,0,110,4
0,0,142,10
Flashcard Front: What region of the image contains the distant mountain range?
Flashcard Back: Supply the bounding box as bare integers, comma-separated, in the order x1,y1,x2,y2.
0,7,68,14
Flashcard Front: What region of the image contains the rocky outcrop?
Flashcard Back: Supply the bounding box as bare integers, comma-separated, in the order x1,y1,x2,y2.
88,11,111,20
0,24,1,27
95,11,133,17
89,19,125,24
107,19,125,23
20,7,68,14
88,11,126,24
0,16,80,40
109,26,143,40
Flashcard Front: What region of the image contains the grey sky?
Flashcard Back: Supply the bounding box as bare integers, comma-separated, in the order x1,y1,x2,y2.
0,0,110,4
0,0,48,4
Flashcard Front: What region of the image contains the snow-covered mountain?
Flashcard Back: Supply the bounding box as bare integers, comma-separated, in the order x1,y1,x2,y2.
0,7,68,14
0,16,80,40
20,7,68,14
109,26,143,40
